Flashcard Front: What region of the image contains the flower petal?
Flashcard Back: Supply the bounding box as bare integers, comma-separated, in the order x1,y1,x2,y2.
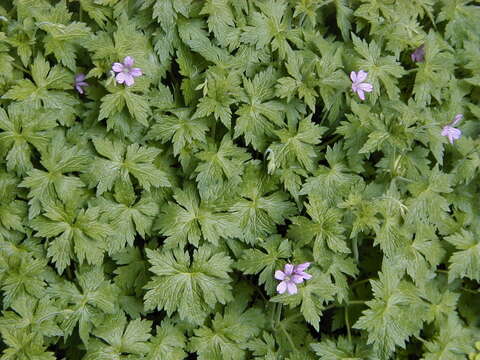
350,71,357,82
411,45,425,63
130,68,142,77
442,126,461,144
450,128,462,141
75,73,85,82
358,82,373,92
298,272,312,280
112,63,124,72
75,85,84,94
441,126,450,137
356,70,368,83
275,270,286,280
291,275,304,284
452,114,463,126
124,74,135,86
286,282,297,294
277,281,287,294
115,72,126,84
294,262,311,273
124,56,134,67
357,89,365,100
284,264,294,276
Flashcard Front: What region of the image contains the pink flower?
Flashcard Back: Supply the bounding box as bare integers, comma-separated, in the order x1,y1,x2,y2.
441,114,463,144
274,262,312,295
111,56,143,86
350,70,373,101
411,45,425,63
74,73,88,94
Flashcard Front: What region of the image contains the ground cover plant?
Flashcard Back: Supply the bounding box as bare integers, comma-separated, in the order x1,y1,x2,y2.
0,0,479,359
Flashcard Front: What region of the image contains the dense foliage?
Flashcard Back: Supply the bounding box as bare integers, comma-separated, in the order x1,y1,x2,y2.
0,0,479,359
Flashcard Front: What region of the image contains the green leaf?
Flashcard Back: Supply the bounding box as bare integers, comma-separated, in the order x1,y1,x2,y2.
237,235,291,295
87,138,170,196
412,31,455,107
445,229,480,283
38,17,91,70
422,314,473,360
84,312,152,360
148,108,208,156
144,246,233,324
289,194,350,258
405,165,453,227
235,67,285,149
352,34,406,101
229,164,296,244
311,336,377,360
0,296,62,338
190,300,265,360
0,105,57,175
0,252,47,307
354,266,428,359
301,143,359,204
3,55,77,111
99,182,159,252
147,320,187,360
99,88,152,127
31,199,111,274
271,269,336,331
194,135,251,201
268,115,326,173
112,246,149,296
0,329,55,360
19,135,88,205
194,67,241,128
49,266,118,345
156,184,238,248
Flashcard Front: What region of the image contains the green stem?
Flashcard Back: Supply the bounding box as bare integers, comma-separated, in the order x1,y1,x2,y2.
11,62,30,75
270,303,276,329
461,287,479,295
347,300,367,305
414,335,427,344
319,134,342,150
350,278,372,288
352,237,359,263
276,303,282,326
274,303,298,352
254,284,268,302
345,305,352,343
280,323,297,352
323,300,366,311
319,0,334,7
